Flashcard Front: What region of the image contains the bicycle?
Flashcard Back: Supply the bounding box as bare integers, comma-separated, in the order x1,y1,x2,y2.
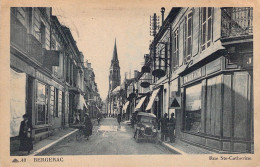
75,125,85,141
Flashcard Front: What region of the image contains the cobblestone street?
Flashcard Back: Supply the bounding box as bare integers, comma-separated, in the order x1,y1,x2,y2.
43,118,173,155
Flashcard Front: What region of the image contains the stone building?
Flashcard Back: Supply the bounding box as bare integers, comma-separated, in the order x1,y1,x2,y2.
10,7,87,151
138,7,253,153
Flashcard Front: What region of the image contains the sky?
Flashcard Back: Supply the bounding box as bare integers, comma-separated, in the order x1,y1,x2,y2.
52,5,169,100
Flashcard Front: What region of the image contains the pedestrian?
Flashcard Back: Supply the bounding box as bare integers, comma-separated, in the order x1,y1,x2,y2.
19,114,33,155
97,113,101,125
83,114,93,140
117,113,121,125
168,113,176,143
158,113,169,142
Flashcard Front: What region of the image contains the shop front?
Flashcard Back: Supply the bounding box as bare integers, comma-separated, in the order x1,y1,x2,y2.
70,93,87,125
178,56,253,153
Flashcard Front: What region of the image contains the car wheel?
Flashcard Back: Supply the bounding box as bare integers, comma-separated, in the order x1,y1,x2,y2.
135,130,140,143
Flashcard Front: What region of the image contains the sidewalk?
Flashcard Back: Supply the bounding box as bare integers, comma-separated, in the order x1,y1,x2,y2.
11,119,98,156
160,138,215,154
11,128,78,156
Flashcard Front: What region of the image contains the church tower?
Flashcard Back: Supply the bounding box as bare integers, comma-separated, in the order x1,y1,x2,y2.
109,39,121,91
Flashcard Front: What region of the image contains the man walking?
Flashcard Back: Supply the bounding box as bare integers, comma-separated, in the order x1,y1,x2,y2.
168,113,176,143
117,113,121,125
159,113,168,142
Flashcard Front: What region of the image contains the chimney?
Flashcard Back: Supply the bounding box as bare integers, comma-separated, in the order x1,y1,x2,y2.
161,7,165,26
134,70,139,78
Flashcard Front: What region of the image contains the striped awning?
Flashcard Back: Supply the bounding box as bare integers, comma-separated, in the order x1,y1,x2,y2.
145,88,160,111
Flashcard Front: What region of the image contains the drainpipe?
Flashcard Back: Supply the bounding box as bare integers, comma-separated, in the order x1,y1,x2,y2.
168,23,173,117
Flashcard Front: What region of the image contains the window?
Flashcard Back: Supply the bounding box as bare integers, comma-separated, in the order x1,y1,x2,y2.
173,28,179,70
36,82,49,125
184,83,202,133
184,11,193,63
201,7,212,51
51,38,56,50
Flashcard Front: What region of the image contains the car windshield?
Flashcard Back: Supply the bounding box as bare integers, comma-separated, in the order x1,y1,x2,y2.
139,116,156,124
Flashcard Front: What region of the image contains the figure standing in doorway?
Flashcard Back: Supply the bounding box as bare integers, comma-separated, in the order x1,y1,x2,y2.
19,114,33,155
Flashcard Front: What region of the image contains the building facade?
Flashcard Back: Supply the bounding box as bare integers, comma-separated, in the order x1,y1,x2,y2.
10,7,88,152
137,7,253,153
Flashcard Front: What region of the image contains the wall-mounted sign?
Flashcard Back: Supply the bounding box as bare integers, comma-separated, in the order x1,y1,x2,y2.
169,91,181,109
206,58,221,75
183,68,202,84
243,54,253,68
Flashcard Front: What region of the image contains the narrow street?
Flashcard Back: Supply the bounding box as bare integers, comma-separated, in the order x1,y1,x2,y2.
43,118,173,155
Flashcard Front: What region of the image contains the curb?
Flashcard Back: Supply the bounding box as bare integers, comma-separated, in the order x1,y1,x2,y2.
29,129,79,156
159,141,186,155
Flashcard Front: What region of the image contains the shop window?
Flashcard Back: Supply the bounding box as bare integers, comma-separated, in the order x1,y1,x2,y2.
184,83,202,133
184,11,193,63
201,7,212,51
36,82,49,125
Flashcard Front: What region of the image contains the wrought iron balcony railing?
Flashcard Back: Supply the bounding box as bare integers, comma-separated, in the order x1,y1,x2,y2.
221,7,253,38
10,13,27,53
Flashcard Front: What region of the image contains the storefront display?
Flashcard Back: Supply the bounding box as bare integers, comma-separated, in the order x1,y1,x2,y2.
184,83,202,133
36,82,49,125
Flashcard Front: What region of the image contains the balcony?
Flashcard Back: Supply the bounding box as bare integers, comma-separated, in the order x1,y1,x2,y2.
27,34,44,64
221,7,253,38
10,13,27,53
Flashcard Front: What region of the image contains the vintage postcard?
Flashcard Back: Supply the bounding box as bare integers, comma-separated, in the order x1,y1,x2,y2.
0,0,259,167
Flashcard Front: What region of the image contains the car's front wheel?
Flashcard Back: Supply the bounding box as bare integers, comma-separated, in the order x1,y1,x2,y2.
135,130,140,143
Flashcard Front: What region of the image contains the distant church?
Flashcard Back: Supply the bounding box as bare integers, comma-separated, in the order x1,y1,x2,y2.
107,39,121,115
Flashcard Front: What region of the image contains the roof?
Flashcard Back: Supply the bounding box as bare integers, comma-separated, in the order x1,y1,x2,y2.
137,112,156,118
111,86,121,93
111,38,120,68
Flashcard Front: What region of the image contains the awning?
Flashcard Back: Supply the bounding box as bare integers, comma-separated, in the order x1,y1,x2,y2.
123,101,130,111
145,88,160,111
75,94,87,110
135,96,146,111
96,104,101,112
10,69,26,137
83,99,88,109
112,86,120,93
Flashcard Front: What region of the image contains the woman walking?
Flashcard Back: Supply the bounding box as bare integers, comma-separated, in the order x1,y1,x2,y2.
83,114,93,140
19,114,33,155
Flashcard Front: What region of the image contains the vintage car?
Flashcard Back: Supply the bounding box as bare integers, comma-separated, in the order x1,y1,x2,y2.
134,112,158,143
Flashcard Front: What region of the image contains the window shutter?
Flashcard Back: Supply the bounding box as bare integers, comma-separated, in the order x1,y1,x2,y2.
179,21,184,66
172,30,176,69
183,16,187,63
192,8,200,56
50,86,54,116
213,8,221,42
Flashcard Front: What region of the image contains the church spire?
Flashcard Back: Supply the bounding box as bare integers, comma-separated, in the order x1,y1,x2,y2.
112,38,118,63
109,38,121,91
